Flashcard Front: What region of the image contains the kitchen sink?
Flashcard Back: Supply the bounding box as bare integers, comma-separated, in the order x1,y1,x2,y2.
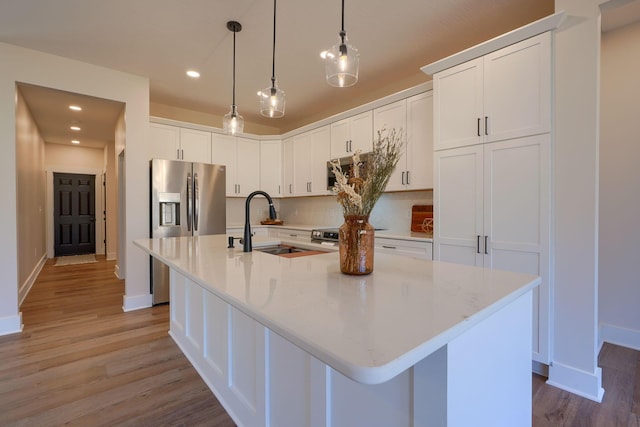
255,244,330,258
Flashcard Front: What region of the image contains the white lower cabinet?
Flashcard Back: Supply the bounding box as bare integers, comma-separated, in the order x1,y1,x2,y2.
169,267,532,427
434,134,550,363
375,236,433,260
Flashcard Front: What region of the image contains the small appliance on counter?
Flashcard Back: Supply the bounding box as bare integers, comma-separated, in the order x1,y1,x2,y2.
150,159,226,304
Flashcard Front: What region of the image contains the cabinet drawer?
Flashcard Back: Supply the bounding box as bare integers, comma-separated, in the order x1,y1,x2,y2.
375,237,433,260
275,228,310,243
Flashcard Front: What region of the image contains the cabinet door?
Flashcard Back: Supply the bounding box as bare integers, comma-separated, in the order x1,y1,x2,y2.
180,128,212,163
433,145,483,266
406,92,434,190
236,137,260,197
282,138,294,196
309,126,331,195
350,111,373,154
482,135,550,362
260,139,282,197
433,58,483,151
149,123,180,160
330,118,351,159
292,132,312,196
483,32,551,143
375,99,407,191
212,134,237,196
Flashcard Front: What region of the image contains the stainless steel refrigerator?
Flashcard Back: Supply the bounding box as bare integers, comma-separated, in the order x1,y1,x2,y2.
150,159,226,304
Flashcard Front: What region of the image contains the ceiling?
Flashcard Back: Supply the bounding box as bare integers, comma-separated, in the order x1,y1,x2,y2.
3,0,637,148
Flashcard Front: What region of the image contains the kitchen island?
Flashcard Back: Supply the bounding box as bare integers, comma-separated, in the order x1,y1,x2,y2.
134,234,539,427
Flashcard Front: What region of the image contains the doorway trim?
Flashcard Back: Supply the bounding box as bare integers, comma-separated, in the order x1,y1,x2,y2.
46,165,104,259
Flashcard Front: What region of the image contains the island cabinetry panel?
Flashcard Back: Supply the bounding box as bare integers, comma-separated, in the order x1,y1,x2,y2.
330,110,373,159
212,134,260,197
259,139,282,197
167,266,533,427
433,32,550,151
434,135,550,363
374,93,433,192
375,236,433,260
149,123,212,163
292,126,331,196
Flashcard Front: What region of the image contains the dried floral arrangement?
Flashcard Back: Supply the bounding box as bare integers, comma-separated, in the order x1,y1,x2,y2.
330,128,404,217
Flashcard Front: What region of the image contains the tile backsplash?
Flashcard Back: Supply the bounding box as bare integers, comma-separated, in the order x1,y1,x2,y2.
226,190,432,232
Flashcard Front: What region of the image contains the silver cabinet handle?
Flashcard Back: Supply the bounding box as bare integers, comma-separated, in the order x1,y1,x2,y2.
382,245,397,250
177,149,180,160
401,171,405,185
485,116,488,136
278,184,281,194
346,141,349,153
477,235,481,254
181,149,184,160
484,236,488,254
289,184,292,194
406,171,410,185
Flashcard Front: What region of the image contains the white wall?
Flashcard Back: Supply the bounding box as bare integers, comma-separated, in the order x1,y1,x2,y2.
0,42,150,335
15,89,46,307
599,20,640,350
45,143,105,169
548,0,604,402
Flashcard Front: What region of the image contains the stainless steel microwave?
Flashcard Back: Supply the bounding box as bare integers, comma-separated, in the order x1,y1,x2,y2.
327,152,371,190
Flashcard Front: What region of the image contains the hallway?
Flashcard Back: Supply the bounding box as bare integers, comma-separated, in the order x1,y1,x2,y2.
0,256,235,426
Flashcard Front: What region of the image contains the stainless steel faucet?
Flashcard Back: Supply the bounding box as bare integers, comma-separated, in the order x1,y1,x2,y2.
244,191,277,252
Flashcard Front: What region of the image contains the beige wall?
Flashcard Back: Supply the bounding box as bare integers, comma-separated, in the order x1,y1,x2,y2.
15,89,46,305
599,20,640,348
45,143,104,169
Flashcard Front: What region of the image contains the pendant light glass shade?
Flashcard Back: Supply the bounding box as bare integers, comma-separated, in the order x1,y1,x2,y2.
258,0,285,118
223,105,244,135
258,80,285,118
224,21,244,135
321,0,359,87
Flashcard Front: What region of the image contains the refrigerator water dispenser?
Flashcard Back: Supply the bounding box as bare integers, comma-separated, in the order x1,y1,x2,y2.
158,192,180,226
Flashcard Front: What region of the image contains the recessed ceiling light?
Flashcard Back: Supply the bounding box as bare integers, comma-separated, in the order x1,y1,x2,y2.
186,70,200,78
70,125,81,131
71,140,80,144
69,105,82,111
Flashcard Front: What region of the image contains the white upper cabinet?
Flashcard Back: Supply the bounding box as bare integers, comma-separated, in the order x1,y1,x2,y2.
282,138,294,197
330,111,372,159
149,122,212,162
180,128,212,163
259,139,282,197
292,126,331,196
212,134,259,197
375,93,433,192
433,32,551,151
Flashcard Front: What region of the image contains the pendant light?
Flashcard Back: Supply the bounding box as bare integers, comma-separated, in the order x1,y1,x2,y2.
258,0,285,118
320,0,359,87
223,21,244,135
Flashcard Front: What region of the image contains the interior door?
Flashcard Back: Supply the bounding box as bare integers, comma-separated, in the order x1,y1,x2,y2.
54,172,96,256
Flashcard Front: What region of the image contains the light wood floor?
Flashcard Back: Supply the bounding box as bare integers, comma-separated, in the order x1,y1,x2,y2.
0,256,235,427
1,256,638,426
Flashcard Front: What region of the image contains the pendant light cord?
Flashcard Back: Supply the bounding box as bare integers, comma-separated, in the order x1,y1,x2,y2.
232,29,237,110
340,0,346,43
271,0,277,85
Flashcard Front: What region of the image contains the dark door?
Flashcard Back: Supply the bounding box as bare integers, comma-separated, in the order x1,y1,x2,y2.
54,173,96,256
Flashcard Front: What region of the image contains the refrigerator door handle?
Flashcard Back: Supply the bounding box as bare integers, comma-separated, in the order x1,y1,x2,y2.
193,172,199,231
186,172,192,231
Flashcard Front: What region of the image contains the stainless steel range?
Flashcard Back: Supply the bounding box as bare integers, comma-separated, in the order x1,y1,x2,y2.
311,228,340,243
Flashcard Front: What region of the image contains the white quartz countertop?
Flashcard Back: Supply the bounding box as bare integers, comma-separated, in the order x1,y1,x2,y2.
134,234,538,384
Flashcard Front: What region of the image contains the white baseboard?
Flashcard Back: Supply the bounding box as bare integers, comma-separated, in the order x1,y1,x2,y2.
122,293,153,312
599,323,640,352
0,313,23,336
547,361,604,402
114,264,122,279
18,254,47,306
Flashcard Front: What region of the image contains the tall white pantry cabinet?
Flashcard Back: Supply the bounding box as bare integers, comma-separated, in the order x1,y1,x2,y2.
431,32,552,364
